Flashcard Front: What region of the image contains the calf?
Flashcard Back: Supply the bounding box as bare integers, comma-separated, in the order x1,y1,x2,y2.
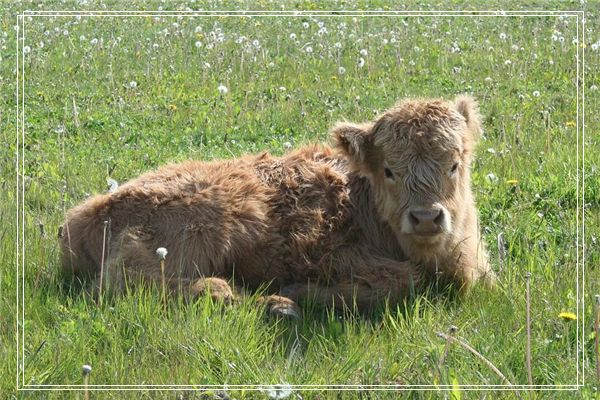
60,96,495,315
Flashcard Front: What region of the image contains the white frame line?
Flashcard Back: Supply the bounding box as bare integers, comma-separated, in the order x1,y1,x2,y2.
15,8,585,392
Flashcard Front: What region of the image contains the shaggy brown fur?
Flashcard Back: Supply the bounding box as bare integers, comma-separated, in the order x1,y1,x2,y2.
60,96,494,314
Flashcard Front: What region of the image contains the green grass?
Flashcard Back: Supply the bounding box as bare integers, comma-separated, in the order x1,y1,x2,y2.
1,0,599,398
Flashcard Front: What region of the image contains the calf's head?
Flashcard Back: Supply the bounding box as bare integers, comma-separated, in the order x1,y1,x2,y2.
332,96,481,247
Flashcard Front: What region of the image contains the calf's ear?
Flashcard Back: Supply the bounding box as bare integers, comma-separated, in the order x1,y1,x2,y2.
454,95,482,157
454,95,482,140
330,121,375,166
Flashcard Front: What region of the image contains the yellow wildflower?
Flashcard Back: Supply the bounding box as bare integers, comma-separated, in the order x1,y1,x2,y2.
506,179,518,185
168,104,177,111
558,312,577,321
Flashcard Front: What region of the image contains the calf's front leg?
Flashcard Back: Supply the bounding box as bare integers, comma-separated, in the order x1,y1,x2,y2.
281,257,421,313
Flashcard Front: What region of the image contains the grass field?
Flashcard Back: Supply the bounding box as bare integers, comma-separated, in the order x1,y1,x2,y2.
1,0,599,398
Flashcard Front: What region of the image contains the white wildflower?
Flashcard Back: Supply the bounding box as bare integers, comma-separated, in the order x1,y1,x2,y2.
532,90,540,97
486,173,499,184
338,66,346,75
289,33,296,40
305,46,313,53
499,32,507,40
504,59,512,65
195,41,202,48
302,22,309,29
107,178,119,193
217,84,228,95
484,76,492,83
359,48,368,56
129,81,137,89
156,247,168,260
90,38,98,45
263,384,293,400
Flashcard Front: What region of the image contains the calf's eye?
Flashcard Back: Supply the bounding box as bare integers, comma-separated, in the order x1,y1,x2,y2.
450,162,459,174
384,168,395,180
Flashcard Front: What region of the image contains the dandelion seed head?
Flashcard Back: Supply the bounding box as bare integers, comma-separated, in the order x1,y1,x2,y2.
23,45,31,54
359,48,368,56
486,173,498,184
195,41,202,48
129,81,137,89
156,247,168,259
82,365,92,375
357,57,365,68
338,66,346,75
90,38,98,45
499,32,507,40
305,46,313,53
532,90,540,97
217,84,228,95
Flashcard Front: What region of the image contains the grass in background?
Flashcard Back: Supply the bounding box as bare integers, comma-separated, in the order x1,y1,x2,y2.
1,0,598,398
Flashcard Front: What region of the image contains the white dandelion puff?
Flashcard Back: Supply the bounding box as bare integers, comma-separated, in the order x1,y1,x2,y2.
23,45,31,54
263,384,293,400
499,32,507,40
82,365,92,375
90,38,98,45
217,84,228,95
156,247,168,260
486,173,499,184
532,90,540,97
359,48,368,56
305,46,313,53
504,59,512,65
129,81,137,89
195,41,203,48
338,66,346,75
107,178,119,193
357,57,365,68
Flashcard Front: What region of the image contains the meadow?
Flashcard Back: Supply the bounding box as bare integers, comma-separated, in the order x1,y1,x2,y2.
1,0,599,398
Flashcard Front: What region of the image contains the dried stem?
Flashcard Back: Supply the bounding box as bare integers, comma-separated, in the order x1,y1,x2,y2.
83,374,89,400
160,259,166,304
437,325,457,377
525,272,533,386
595,294,600,382
98,220,109,306
436,331,514,387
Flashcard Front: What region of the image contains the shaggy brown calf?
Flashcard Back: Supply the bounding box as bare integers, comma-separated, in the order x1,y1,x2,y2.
60,96,494,315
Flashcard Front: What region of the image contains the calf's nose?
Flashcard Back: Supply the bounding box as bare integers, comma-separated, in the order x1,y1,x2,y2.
408,207,445,235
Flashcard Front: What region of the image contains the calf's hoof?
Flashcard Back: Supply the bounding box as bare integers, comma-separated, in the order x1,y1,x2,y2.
191,277,235,305
258,295,302,320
